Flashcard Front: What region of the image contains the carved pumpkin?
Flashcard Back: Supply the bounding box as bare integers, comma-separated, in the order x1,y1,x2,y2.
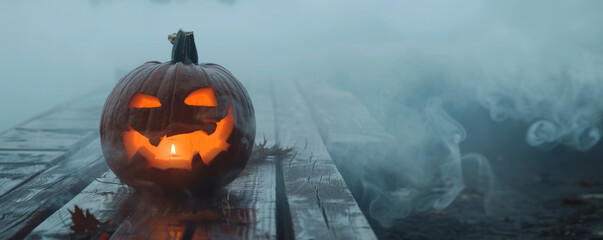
100,30,255,195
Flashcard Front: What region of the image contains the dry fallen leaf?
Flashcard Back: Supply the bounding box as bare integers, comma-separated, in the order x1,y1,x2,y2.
69,205,114,240
248,138,294,164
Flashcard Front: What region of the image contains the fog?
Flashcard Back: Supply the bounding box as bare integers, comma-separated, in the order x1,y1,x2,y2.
2,0,603,230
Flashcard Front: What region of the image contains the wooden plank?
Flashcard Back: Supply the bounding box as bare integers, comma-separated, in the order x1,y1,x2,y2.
0,129,95,151
17,118,99,132
0,87,104,151
0,138,108,240
192,81,277,239
0,150,66,164
296,79,395,146
7,88,106,134
41,87,109,120
0,164,48,197
296,80,395,200
42,108,101,120
271,80,377,240
0,86,107,136
26,171,134,240
241,81,277,239
63,88,109,110
192,159,277,239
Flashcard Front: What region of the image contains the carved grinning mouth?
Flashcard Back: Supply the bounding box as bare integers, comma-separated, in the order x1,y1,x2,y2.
121,105,234,170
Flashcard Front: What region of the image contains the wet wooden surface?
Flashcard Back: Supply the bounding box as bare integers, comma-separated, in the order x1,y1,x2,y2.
2,79,601,239
296,79,396,205
0,81,375,239
272,80,377,240
0,88,107,240
0,151,66,164
27,171,133,239
0,130,95,152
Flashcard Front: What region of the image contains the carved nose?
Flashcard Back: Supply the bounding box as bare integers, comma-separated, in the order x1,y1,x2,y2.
149,136,162,147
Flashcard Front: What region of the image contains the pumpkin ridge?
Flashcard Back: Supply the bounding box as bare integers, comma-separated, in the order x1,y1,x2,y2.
167,62,182,137
128,63,170,138
106,62,161,132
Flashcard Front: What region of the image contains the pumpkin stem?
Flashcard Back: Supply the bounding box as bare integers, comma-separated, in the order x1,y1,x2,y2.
170,29,198,65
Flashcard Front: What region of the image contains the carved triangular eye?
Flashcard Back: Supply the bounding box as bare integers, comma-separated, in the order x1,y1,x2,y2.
129,93,161,108
185,88,217,107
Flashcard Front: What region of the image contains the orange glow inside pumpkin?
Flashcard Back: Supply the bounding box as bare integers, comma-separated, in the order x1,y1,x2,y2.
121,105,234,170
129,93,162,108
184,88,217,106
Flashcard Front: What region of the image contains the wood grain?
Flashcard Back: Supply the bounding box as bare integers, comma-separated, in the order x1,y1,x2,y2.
272,80,377,240
0,164,48,197
296,79,395,147
26,171,134,240
296,79,395,209
0,129,95,152
0,86,110,239
17,118,99,132
0,138,108,240
0,150,66,164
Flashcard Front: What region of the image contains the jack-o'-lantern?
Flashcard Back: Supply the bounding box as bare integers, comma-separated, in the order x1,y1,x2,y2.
100,30,255,195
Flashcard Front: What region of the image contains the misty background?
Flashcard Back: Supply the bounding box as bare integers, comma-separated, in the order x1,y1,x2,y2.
2,0,603,234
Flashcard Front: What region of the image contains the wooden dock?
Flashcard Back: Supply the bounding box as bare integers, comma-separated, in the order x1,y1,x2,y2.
0,79,379,239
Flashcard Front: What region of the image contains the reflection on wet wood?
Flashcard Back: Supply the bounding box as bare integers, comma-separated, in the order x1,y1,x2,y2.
109,196,195,239
110,156,276,240
272,80,377,240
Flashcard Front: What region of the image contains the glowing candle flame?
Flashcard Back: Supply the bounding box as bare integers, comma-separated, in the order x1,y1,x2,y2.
171,143,176,157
